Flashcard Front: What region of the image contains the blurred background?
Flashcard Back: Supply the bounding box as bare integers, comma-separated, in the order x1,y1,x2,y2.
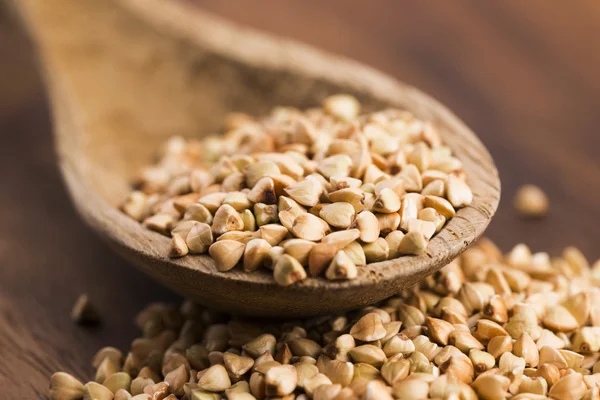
0,1,599,396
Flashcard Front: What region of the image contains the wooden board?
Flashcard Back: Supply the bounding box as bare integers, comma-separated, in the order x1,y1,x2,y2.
1,1,599,396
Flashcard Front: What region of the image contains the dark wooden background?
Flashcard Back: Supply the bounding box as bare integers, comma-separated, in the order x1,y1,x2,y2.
1,1,599,396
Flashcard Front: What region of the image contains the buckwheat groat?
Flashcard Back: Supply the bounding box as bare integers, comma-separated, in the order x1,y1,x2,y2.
514,184,549,218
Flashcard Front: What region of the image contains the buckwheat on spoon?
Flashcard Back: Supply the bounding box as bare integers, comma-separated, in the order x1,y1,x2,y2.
122,95,474,286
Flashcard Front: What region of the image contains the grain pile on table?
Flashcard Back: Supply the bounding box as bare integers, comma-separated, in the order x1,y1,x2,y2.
121,95,473,285
50,238,600,400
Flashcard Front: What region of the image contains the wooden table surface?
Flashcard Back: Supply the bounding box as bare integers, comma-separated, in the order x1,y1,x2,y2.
1,1,599,396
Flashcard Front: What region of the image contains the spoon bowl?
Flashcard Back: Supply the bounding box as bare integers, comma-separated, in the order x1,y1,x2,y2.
17,0,500,317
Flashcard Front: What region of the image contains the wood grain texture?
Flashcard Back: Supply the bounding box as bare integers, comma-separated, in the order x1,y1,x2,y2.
1,0,599,397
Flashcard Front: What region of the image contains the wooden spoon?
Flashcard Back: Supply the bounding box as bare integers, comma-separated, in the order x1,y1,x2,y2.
15,0,500,317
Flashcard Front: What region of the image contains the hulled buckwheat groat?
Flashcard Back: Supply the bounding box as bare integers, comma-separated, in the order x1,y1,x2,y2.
50,239,600,400
514,185,549,218
121,95,473,285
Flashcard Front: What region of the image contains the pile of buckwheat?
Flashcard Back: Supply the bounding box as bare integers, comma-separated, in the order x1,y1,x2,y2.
121,95,473,284
50,238,600,400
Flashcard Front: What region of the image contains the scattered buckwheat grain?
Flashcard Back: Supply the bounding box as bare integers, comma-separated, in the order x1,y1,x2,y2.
514,184,549,218
71,294,100,325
